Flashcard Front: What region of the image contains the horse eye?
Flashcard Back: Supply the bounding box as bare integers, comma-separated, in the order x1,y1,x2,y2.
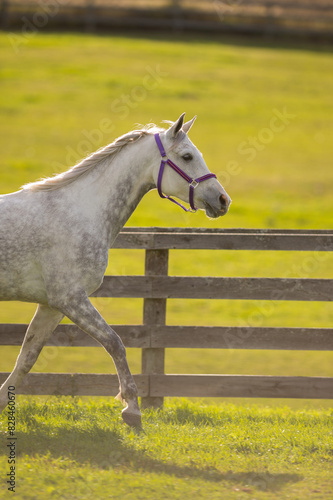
182,153,193,161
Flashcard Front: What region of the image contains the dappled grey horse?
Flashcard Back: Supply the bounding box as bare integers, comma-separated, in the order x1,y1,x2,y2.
0,114,231,427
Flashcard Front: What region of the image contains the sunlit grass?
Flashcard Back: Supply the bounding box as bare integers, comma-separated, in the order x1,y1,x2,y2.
0,398,332,499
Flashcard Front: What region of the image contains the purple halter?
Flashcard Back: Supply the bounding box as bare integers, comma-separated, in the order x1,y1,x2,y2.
154,133,217,213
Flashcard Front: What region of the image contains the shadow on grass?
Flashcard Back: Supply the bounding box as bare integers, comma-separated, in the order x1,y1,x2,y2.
16,427,302,492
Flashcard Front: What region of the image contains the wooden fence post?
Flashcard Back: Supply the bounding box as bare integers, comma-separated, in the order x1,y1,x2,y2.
85,0,96,32
141,248,168,409
0,0,8,29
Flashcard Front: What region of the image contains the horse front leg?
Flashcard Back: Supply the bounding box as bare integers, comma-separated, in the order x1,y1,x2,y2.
0,304,64,412
50,290,141,428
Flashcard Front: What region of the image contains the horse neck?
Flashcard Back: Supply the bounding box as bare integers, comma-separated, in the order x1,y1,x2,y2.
76,135,155,245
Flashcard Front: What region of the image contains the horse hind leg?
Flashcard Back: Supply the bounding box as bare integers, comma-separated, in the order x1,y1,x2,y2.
0,304,64,412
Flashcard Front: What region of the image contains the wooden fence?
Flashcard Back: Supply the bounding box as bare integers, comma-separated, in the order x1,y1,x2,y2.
1,227,333,408
1,0,333,39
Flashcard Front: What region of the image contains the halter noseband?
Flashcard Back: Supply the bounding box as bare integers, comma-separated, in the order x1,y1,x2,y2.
154,133,217,213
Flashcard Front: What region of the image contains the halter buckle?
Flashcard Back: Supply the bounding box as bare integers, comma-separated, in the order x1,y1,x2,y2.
190,179,199,189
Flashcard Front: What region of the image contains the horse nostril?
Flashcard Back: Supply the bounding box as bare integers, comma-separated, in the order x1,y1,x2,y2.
219,194,228,208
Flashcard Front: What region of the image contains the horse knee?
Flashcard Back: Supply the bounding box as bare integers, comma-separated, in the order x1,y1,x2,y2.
106,334,126,360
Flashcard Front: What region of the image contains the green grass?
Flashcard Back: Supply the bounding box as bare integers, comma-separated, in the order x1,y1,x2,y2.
0,398,332,499
0,32,333,412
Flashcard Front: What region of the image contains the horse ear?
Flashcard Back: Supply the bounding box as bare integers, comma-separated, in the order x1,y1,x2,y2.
167,113,185,138
182,115,197,134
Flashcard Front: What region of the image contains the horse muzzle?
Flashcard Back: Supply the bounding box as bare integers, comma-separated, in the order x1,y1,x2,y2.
204,192,231,218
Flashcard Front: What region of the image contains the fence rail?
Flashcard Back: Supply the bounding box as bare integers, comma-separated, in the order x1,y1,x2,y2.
93,276,332,301
1,227,333,406
1,373,332,399
1,0,333,39
1,324,333,350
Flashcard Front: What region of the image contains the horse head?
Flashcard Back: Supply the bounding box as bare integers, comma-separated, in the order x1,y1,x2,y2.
153,113,231,218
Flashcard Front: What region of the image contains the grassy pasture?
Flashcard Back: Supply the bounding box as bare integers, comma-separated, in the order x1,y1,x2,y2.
0,398,333,499
0,32,333,404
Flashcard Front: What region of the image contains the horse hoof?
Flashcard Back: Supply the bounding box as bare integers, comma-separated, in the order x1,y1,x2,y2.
121,409,142,429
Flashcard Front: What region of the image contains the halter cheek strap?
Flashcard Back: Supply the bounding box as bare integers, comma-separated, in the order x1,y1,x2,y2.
154,133,216,213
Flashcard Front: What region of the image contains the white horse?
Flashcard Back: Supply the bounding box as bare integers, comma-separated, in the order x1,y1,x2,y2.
0,113,231,427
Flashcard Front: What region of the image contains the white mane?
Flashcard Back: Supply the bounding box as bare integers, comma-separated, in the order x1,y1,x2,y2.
23,124,163,192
